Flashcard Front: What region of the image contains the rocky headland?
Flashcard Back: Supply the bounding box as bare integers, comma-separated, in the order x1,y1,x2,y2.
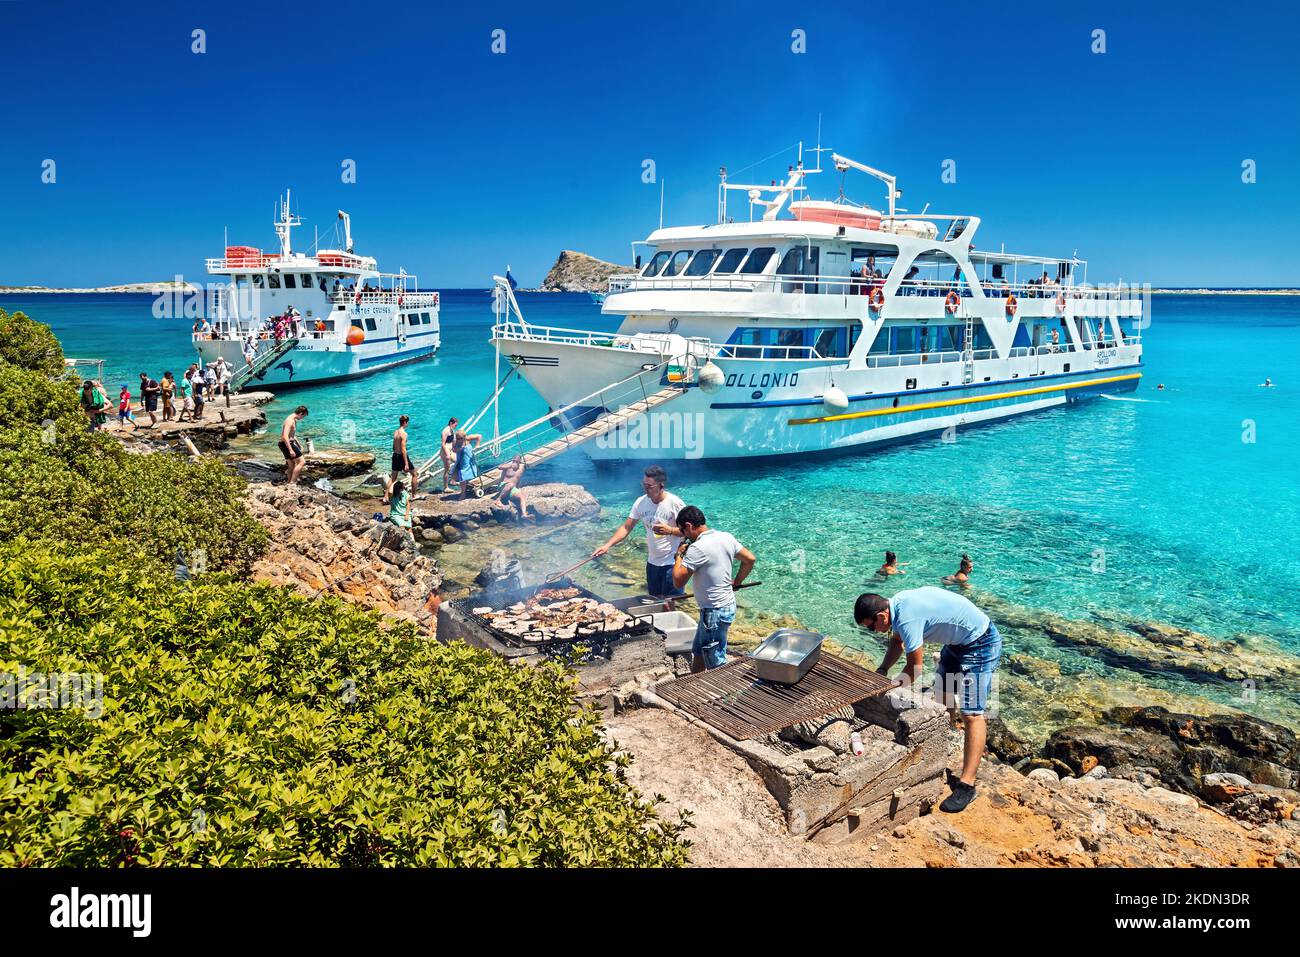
537,250,630,293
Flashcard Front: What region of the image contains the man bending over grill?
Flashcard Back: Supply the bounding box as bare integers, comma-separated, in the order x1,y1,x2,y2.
672,505,755,673
854,587,1003,813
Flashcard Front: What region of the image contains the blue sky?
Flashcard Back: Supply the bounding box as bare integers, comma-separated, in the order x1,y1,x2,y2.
1,0,1297,287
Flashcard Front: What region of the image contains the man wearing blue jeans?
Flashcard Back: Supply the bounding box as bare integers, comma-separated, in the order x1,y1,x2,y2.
855,586,1003,813
672,505,756,672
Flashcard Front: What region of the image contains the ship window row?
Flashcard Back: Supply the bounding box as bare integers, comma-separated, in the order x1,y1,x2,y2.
868,324,994,356
720,325,858,359
642,247,776,278
238,272,330,293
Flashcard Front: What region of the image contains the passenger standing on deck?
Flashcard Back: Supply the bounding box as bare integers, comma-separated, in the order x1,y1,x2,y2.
138,372,161,428
439,417,459,492
388,414,419,496
855,586,1003,813
592,465,686,602
671,505,756,672
279,405,309,485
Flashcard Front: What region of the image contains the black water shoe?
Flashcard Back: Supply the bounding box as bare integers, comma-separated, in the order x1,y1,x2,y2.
940,780,977,813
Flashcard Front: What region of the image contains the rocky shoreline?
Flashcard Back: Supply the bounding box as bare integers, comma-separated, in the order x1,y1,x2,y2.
103,414,1300,863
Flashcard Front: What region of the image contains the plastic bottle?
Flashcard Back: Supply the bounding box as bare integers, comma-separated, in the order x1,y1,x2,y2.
850,731,865,756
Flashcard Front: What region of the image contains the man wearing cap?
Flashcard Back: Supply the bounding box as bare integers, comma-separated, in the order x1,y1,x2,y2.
854,586,1003,813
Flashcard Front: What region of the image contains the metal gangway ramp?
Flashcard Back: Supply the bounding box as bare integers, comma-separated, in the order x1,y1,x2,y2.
415,358,688,493
231,336,299,392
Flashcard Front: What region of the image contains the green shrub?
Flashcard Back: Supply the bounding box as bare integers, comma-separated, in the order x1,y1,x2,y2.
0,308,65,377
0,311,266,575
0,543,690,866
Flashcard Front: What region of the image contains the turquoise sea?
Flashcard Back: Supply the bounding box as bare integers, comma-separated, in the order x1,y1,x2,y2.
8,290,1299,734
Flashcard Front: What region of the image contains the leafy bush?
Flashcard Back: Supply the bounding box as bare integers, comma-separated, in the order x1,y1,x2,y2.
0,307,65,377
0,543,689,866
0,309,266,575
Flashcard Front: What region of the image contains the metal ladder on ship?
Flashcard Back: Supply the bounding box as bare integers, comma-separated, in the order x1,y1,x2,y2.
961,307,975,385
231,337,299,392
414,357,690,494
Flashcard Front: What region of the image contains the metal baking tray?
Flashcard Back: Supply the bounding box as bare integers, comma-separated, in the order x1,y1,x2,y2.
748,628,824,685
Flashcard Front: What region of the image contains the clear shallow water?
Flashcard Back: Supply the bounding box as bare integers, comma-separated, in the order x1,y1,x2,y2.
9,290,1299,727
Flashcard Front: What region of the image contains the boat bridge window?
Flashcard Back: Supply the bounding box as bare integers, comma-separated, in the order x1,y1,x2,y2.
318,275,328,292
662,250,693,277
284,274,297,289
777,245,820,293
723,325,850,359
252,274,265,289
739,247,776,274
268,274,281,289
642,251,672,277
713,248,748,274
301,272,313,288
363,317,377,332
685,249,721,277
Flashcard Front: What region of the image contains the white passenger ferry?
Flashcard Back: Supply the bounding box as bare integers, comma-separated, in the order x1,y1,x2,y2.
196,193,440,389
491,148,1145,461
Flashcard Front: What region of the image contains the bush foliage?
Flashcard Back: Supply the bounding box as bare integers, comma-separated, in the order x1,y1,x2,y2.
0,544,689,866
0,308,690,866
0,308,266,575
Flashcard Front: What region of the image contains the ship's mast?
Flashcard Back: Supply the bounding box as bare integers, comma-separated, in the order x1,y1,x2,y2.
275,190,301,258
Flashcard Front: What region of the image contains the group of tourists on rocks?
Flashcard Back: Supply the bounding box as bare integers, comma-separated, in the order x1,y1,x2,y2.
78,358,234,433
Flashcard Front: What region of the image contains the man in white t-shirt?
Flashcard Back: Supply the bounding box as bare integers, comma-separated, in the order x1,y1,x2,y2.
591,465,685,600
672,505,756,672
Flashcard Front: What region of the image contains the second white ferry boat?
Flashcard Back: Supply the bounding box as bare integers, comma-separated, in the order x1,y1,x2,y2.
489,146,1145,461
196,193,440,389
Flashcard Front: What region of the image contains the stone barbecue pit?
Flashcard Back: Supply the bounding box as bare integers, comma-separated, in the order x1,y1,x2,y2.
636,660,956,844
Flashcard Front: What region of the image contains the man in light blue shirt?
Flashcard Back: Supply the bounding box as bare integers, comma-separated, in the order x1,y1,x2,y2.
855,586,1002,813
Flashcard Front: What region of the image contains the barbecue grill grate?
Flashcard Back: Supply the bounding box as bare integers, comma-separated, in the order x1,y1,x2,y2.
450,578,655,659
655,652,896,740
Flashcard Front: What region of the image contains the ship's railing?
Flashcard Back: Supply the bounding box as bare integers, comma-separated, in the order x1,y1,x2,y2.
610,271,1145,303
715,343,824,360
192,317,343,343
327,290,440,307
866,348,995,368
206,254,283,270
206,252,378,271
491,319,700,354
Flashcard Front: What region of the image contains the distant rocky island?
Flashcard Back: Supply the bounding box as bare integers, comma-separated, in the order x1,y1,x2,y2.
0,281,198,294
534,251,631,293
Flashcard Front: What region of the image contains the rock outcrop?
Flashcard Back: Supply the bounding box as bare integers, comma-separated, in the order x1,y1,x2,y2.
1043,706,1300,822
244,483,440,627
231,447,376,484
538,250,631,293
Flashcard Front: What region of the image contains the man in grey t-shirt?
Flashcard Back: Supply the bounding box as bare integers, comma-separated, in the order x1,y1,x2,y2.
672,505,756,672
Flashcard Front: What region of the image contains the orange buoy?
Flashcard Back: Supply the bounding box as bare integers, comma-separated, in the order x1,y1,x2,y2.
346,325,366,346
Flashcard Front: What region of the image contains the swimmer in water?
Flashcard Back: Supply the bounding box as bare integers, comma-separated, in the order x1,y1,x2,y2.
1260,378,1275,387
875,550,907,577
942,553,974,588
1156,383,1166,391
